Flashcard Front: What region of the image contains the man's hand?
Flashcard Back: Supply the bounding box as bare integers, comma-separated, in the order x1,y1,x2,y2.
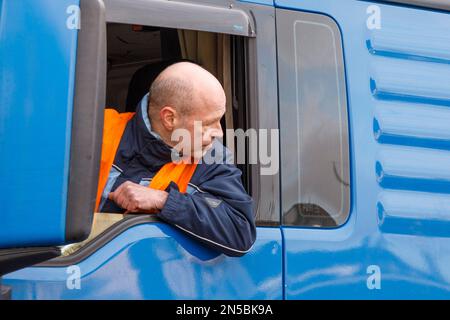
108,181,169,214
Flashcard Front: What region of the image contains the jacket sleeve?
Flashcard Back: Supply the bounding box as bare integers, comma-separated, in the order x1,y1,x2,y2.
156,164,256,257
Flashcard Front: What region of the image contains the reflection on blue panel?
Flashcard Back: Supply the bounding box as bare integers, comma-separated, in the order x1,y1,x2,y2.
4,225,283,300
277,0,450,299
0,0,79,247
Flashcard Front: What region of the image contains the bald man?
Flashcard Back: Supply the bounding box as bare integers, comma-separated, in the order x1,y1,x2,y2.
97,62,256,257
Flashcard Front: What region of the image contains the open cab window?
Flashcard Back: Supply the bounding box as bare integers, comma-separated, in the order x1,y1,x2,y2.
60,4,253,257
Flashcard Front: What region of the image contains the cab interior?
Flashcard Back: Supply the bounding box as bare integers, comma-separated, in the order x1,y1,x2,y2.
62,23,250,255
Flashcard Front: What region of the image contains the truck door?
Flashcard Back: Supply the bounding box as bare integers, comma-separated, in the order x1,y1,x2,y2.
276,0,450,298
0,0,105,281
2,0,283,300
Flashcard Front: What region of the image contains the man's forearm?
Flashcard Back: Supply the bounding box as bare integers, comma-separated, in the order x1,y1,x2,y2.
158,185,256,257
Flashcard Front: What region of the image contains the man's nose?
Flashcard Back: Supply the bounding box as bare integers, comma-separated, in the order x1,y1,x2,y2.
212,127,223,139
203,126,222,146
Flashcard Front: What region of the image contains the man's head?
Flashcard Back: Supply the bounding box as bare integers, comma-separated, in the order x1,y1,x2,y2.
148,62,226,161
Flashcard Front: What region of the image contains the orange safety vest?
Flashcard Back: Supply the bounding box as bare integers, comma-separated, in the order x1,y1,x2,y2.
95,109,198,211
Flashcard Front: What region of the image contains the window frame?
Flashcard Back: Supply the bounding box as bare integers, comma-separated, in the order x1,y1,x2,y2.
42,0,280,266
277,9,351,228
384,0,450,11
103,0,255,36
65,0,107,243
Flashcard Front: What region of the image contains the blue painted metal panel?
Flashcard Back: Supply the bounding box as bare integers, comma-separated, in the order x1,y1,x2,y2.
3,0,449,300
276,0,450,299
3,225,283,299
0,0,79,247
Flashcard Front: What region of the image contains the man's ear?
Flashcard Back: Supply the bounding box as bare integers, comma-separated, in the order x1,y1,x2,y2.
159,106,177,131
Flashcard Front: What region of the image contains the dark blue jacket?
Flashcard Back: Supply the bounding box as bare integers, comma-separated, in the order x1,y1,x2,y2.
100,95,256,257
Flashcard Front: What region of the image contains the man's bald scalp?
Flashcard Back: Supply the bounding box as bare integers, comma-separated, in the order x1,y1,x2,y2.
148,62,225,120
148,70,194,118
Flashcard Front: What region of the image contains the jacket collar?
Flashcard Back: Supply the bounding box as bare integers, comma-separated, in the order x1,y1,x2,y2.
117,94,176,169
140,93,162,140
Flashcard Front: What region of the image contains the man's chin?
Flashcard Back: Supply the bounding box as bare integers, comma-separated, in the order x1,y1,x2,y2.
174,146,211,164
193,146,213,162
174,152,204,164
192,150,207,162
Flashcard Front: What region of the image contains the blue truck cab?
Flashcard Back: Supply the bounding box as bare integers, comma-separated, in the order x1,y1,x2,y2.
1,0,450,299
